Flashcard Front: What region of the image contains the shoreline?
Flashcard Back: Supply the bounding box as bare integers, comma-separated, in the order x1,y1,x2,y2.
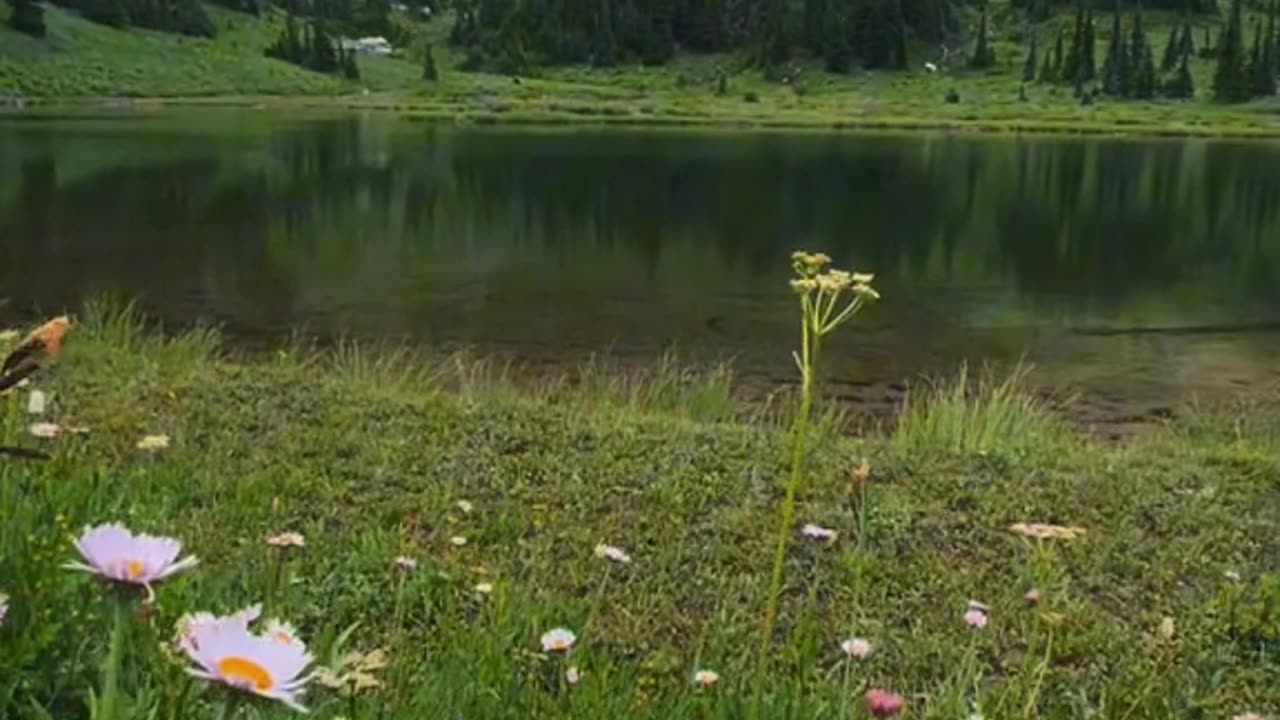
12,94,1280,140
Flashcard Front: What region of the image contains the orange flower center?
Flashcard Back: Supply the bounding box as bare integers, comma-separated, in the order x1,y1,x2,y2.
218,656,275,691
273,630,293,644
126,560,145,579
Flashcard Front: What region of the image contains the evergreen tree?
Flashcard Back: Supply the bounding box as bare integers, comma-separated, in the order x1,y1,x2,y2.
1063,2,1084,81
1039,30,1057,80
7,0,46,36
1161,20,1181,70
969,1,995,68
1250,21,1277,95
1101,3,1128,94
1049,26,1066,78
1165,48,1195,96
1024,31,1039,81
1179,16,1195,58
757,0,790,67
1214,0,1250,102
422,42,439,81
592,0,617,66
1082,7,1097,80
309,22,340,73
1128,4,1156,97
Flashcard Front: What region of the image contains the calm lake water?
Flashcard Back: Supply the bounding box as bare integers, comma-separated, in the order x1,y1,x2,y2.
3,111,1280,428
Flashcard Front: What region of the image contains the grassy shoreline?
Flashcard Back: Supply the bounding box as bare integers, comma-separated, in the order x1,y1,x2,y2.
2,302,1279,718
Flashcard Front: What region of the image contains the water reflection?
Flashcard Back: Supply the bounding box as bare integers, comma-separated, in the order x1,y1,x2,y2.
2,112,1279,414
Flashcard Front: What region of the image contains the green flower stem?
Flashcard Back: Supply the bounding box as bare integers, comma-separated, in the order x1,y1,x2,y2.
98,590,131,720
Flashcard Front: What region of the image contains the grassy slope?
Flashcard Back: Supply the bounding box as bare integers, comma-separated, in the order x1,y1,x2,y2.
1,304,1278,718
2,3,1279,135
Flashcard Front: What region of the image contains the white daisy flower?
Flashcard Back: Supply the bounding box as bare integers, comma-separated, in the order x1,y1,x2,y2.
800,523,838,542
840,637,872,659
64,523,198,602
182,615,314,712
394,555,418,571
540,628,576,653
565,666,582,684
449,536,467,547
29,422,61,438
593,543,633,564
693,669,720,688
266,533,306,548
456,500,474,514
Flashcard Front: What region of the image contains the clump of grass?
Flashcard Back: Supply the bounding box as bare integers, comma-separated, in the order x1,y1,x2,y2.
328,338,432,398
894,362,1073,456
565,351,737,423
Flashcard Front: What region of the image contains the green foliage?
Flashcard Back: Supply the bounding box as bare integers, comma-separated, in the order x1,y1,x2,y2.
1023,30,1038,82
51,0,214,36
6,0,43,36
969,3,995,69
1161,14,1181,70
1249,19,1277,96
1128,5,1157,98
1102,5,1128,95
1040,26,1065,81
1164,51,1195,97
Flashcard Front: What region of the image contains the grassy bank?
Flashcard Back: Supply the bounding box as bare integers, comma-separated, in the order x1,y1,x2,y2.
1,301,1278,718
3,4,1280,137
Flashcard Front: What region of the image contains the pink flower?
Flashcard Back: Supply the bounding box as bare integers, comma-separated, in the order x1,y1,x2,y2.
964,608,989,629
865,688,905,717
64,523,198,602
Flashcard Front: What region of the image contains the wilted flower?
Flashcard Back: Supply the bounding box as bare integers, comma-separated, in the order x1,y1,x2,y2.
29,422,61,438
456,500,474,514
593,543,633,564
182,614,313,711
136,434,171,451
565,666,582,685
394,555,417,571
27,390,46,415
800,523,838,543
964,606,989,629
693,670,719,688
1009,523,1086,541
540,628,576,653
473,582,494,595
840,637,873,659
864,688,905,717
449,536,467,547
1024,589,1044,606
64,523,198,602
266,533,306,548
315,649,387,696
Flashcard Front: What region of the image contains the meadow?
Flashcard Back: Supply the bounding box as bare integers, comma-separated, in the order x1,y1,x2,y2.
1,272,1278,718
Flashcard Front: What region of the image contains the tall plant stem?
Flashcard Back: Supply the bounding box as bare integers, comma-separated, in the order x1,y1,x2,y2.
99,591,130,720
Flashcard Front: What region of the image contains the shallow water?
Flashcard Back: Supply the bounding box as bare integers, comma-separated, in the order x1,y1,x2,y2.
2,111,1279,430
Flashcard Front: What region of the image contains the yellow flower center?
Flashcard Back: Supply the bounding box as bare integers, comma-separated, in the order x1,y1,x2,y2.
218,656,275,691
126,560,145,579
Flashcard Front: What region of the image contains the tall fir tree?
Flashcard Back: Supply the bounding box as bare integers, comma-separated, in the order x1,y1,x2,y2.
1062,2,1085,81
1161,19,1181,70
1024,30,1039,81
1128,5,1157,98
592,0,618,67
1213,0,1250,102
1179,16,1195,58
757,0,790,67
1040,27,1062,80
423,41,439,81
969,1,995,68
1165,48,1195,96
7,0,46,36
1250,21,1277,95
1101,2,1128,94
1082,7,1097,80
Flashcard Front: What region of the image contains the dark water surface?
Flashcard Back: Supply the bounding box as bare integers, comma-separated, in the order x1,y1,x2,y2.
3,111,1280,427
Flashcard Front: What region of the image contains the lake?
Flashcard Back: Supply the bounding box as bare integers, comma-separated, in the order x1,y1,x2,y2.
2,111,1279,432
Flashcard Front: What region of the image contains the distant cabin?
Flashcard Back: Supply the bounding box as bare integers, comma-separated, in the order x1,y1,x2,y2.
340,37,394,56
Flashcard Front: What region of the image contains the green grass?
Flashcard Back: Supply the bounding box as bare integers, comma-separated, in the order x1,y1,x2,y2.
1,301,1279,718
3,3,1280,136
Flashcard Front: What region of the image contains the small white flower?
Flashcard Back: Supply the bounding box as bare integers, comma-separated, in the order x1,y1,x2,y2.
181,611,313,711
593,543,633,564
456,500,474,514
449,536,467,547
1158,616,1175,640
693,669,720,688
540,628,576,653
1231,713,1271,720
29,422,61,438
473,582,493,595
266,533,306,548
0,591,9,626
800,523,838,542
64,523,199,602
136,434,170,451
26,390,46,415
565,666,582,684
840,637,872,659
1224,570,1242,582
394,556,417,571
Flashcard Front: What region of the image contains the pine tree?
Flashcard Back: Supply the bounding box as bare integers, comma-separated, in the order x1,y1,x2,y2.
1250,21,1277,95
1063,2,1085,80
757,0,790,67
1214,0,1250,102
969,1,995,68
1165,48,1195,97
592,0,617,67
1161,21,1181,70
1102,2,1128,94
1179,16,1195,57
7,0,46,36
1128,4,1156,97
1082,7,1097,80
1024,31,1039,81
309,22,339,73
423,41,439,81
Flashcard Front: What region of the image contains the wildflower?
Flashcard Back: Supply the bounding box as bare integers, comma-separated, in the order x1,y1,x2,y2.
266,619,301,646
1009,523,1086,541
593,543,633,565
136,434,171,451
29,422,61,438
474,582,493,595
964,604,989,629
816,270,852,293
0,591,8,625
182,615,313,711
456,500,474,514
864,688,905,717
27,389,46,415
266,533,306,548
449,536,467,547
840,637,873,659
565,666,582,685
64,523,198,602
1158,616,1175,640
693,670,719,688
1024,589,1044,606
394,556,417,571
540,628,576,653
800,523,838,543
175,606,261,654
852,458,872,483
316,649,387,695
789,278,818,294
1224,570,1242,582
